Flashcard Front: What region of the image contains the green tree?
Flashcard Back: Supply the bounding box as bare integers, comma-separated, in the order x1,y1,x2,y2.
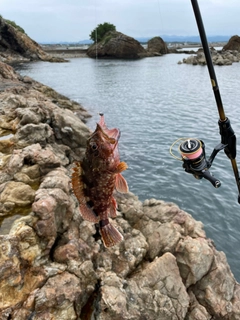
89,22,116,43
5,18,25,33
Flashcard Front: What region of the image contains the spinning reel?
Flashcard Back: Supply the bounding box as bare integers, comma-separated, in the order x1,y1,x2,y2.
179,138,221,188
170,118,237,190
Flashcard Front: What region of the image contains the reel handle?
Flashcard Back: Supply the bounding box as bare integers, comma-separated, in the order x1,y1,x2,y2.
201,170,221,188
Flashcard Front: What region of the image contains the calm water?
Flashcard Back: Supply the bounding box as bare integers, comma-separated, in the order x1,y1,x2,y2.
15,53,240,281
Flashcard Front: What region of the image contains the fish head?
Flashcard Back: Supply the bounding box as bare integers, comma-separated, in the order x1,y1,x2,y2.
86,121,120,169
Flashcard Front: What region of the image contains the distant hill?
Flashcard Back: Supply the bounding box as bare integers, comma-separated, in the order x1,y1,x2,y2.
78,39,93,44
135,35,231,44
40,35,232,46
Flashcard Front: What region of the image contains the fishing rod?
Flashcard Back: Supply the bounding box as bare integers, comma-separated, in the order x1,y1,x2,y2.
170,0,240,204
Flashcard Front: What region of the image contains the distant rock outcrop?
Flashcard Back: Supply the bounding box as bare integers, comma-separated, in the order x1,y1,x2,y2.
147,36,169,55
179,47,240,66
0,16,65,63
223,35,240,51
87,31,149,59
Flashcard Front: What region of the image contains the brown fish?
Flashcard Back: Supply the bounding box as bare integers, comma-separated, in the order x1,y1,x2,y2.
72,114,128,247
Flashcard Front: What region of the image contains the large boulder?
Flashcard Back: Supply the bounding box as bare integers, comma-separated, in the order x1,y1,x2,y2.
0,16,65,63
223,35,240,51
87,31,148,59
147,36,169,55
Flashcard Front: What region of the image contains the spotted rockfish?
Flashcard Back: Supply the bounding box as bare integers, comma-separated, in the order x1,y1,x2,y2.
72,114,128,247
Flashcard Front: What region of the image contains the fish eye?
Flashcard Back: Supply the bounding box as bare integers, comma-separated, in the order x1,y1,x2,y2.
90,142,98,150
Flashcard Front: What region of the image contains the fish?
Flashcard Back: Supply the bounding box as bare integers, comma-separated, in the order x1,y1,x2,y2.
72,114,128,247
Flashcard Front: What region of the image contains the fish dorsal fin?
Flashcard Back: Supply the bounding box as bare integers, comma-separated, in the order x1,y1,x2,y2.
115,173,129,193
72,162,99,223
72,162,84,202
79,203,99,223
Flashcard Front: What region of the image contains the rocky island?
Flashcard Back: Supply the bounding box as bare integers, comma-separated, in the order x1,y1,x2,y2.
87,31,169,59
0,17,240,320
179,35,240,66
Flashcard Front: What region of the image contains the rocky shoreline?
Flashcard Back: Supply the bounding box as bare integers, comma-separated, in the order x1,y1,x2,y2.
0,60,240,319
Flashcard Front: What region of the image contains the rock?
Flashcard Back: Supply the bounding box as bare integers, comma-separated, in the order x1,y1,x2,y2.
87,31,148,59
0,60,240,319
147,36,169,55
0,181,35,214
96,253,189,320
223,35,240,51
181,47,240,66
0,17,66,63
192,250,238,319
187,291,211,320
175,236,214,288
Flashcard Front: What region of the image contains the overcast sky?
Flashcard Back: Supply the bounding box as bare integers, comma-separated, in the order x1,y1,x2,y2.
1,0,240,43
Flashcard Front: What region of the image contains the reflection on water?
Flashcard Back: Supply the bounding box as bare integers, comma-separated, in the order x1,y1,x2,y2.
14,55,240,281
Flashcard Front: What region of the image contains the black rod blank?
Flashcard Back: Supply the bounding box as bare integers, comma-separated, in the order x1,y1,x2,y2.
191,0,226,121
190,0,240,203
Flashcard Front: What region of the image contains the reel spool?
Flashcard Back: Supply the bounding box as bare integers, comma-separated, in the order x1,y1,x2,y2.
179,139,203,162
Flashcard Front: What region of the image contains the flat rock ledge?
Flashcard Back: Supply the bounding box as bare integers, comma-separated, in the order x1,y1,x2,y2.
0,61,240,320
179,47,240,66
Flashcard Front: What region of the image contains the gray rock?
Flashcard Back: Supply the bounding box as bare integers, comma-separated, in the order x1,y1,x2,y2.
223,35,240,51
87,31,148,59
147,36,169,55
181,47,240,66
0,60,239,320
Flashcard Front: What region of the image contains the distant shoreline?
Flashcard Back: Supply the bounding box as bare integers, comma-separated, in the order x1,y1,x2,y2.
41,41,227,59
43,46,88,58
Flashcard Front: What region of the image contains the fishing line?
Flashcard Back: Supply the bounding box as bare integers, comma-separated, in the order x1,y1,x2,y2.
156,0,165,37
94,0,98,60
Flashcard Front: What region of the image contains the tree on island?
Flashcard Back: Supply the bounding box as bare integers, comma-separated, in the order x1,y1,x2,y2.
89,22,116,43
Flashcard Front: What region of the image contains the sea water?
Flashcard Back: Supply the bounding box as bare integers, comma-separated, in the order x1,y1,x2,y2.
15,53,240,281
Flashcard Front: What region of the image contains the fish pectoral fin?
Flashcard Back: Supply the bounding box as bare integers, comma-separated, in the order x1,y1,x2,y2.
100,220,123,247
115,173,129,193
109,197,117,218
79,203,99,223
115,161,128,173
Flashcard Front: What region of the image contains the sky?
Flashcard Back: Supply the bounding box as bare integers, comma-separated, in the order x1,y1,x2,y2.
1,0,240,43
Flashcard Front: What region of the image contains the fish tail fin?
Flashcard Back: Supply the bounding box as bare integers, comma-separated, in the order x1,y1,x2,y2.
100,219,123,247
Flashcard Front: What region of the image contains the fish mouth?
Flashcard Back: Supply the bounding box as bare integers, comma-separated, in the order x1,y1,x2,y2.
89,123,120,147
